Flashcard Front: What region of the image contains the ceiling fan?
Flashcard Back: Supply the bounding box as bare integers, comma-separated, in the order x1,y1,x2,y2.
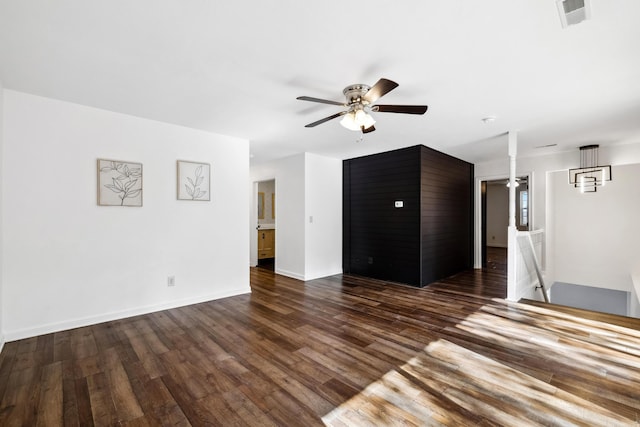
296,78,428,134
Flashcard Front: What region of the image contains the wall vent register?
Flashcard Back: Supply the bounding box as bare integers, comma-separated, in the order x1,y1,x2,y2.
557,0,591,28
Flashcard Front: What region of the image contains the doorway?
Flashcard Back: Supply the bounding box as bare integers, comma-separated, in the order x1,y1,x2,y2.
255,179,276,271
481,176,529,270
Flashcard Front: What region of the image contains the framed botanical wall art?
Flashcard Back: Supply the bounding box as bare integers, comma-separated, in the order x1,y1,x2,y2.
177,160,211,201
97,159,143,206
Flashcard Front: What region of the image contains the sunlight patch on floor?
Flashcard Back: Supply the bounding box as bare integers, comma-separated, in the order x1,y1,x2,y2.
322,337,633,426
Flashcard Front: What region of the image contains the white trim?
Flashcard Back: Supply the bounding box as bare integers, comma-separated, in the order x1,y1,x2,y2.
275,268,305,281
251,178,277,270
304,269,343,282
475,172,533,269
0,335,5,354
250,181,260,268
3,287,251,342
273,267,340,282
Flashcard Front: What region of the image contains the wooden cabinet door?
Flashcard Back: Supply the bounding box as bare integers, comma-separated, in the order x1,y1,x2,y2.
258,230,275,259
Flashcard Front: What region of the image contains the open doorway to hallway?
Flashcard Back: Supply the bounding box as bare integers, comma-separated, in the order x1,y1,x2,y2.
481,176,529,270
255,179,276,271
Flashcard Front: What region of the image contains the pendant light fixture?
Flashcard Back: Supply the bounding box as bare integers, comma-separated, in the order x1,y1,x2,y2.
568,145,612,193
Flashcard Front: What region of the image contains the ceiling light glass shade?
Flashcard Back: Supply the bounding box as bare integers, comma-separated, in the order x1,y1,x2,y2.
340,110,376,131
356,110,375,129
506,179,519,188
340,112,358,131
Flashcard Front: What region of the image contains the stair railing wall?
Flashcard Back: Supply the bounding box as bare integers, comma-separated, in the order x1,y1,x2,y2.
515,230,548,302
631,274,640,318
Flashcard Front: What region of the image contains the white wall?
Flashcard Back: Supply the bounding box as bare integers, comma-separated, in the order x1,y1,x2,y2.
2,90,250,340
250,153,342,281
251,154,306,279
0,83,5,351
304,153,342,280
552,163,640,292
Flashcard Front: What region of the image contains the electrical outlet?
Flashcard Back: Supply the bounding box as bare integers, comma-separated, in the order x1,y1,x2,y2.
167,276,175,286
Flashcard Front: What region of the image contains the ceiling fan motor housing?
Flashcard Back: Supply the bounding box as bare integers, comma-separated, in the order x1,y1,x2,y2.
343,84,371,105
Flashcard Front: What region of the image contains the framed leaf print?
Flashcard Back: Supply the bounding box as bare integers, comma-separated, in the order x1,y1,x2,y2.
97,159,143,207
177,160,211,201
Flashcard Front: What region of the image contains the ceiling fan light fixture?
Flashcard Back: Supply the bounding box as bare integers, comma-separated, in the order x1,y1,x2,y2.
340,112,358,131
356,109,376,129
340,110,375,131
297,78,427,133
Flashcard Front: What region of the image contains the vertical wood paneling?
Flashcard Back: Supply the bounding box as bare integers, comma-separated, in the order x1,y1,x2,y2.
343,147,421,285
420,146,474,286
342,161,351,274
344,145,473,287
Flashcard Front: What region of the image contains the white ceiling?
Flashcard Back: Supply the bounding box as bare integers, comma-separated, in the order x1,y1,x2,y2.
1,1,639,165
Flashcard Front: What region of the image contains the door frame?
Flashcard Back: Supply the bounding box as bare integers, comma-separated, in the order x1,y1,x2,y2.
474,172,533,269
250,178,276,268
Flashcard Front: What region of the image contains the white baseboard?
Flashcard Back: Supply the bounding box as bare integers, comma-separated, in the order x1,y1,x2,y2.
4,286,251,342
515,283,540,302
260,267,342,282
275,268,305,281
0,334,5,354
304,269,343,281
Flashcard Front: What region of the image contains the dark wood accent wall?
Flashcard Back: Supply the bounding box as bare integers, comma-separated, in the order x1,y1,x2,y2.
420,146,474,286
343,145,473,287
343,146,422,285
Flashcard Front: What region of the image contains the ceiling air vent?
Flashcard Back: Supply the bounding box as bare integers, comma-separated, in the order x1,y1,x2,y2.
556,0,591,28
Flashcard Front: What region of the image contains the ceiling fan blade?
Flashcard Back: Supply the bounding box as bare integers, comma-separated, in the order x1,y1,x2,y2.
296,96,345,106
304,111,347,127
374,104,428,114
363,78,399,103
361,125,376,134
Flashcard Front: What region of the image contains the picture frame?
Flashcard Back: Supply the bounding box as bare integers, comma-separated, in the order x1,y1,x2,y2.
177,160,211,201
97,159,143,207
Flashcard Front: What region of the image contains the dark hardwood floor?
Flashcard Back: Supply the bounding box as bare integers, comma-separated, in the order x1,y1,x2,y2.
485,246,507,273
1,265,639,426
